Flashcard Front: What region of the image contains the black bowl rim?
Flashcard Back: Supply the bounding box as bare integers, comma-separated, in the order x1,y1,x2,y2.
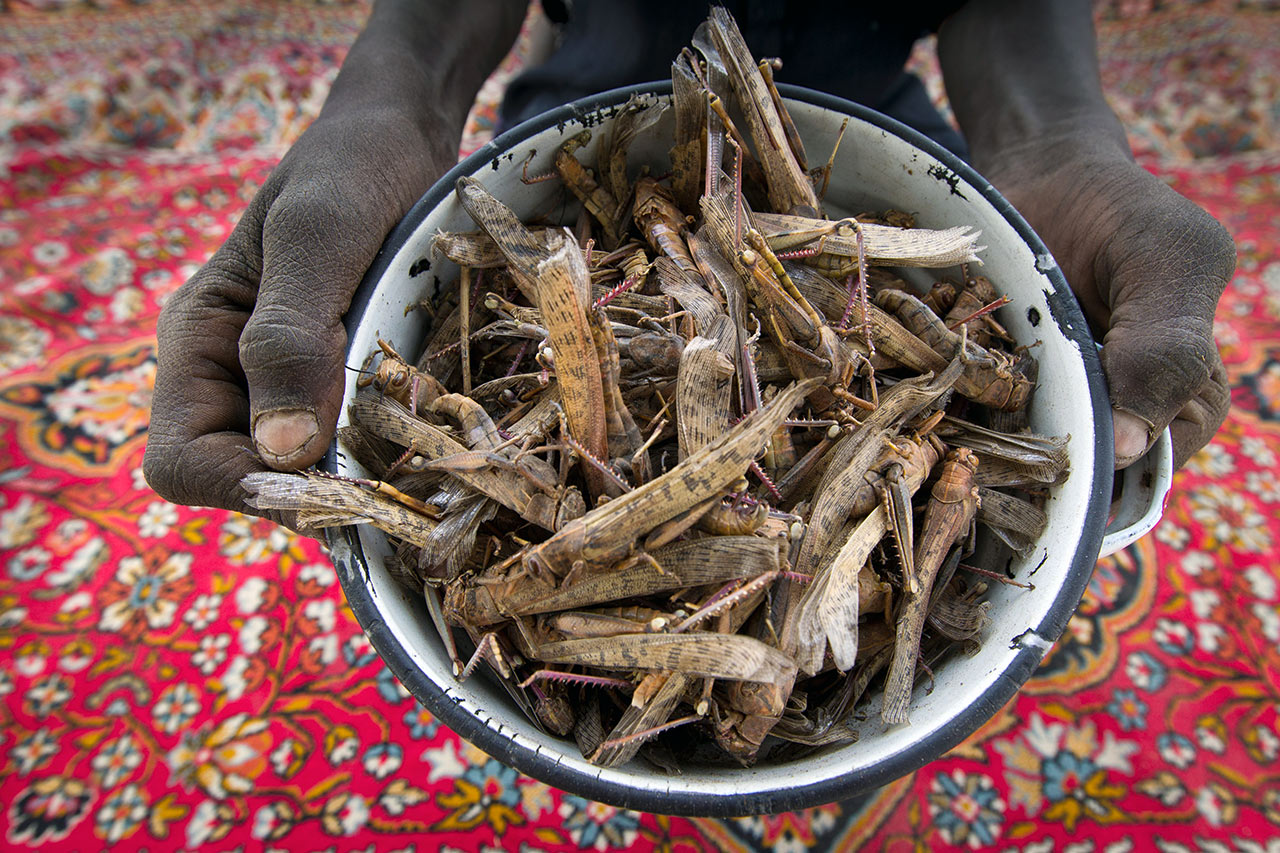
325,80,1113,817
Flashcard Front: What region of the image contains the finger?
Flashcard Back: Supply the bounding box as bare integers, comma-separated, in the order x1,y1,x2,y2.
1166,349,1231,470
144,237,276,515
1100,211,1234,468
239,182,393,470
1102,315,1221,468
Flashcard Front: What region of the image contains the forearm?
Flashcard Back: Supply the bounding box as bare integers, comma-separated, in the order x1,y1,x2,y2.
937,0,1130,173
321,0,528,148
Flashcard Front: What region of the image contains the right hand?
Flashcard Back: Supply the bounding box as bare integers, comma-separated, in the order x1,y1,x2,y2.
144,106,454,519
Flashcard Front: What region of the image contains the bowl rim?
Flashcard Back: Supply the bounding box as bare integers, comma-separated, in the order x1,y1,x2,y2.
325,80,1113,816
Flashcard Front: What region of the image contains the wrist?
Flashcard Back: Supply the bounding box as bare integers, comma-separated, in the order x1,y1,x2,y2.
325,0,524,137
968,117,1133,184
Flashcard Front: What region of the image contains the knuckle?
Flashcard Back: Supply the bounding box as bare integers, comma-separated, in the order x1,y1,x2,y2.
141,443,177,502
238,309,345,385
1153,330,1216,387
266,178,369,242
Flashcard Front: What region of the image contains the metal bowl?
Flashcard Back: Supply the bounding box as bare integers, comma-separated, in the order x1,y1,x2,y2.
325,82,1116,816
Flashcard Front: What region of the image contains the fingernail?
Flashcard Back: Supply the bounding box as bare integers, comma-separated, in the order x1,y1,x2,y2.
1113,410,1151,469
254,410,319,465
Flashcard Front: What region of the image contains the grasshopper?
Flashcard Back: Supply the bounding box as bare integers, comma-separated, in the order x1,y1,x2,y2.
753,211,984,273
706,6,818,217
456,176,611,499
519,377,817,579
882,448,981,725
444,535,784,627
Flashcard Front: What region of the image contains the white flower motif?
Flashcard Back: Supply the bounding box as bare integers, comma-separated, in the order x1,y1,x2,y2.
1244,566,1277,601
1189,484,1271,553
96,784,149,843
240,616,268,653
185,800,221,848
1154,619,1193,653
1196,622,1226,653
362,744,403,780
299,562,336,587
222,656,251,701
153,683,201,734
0,315,51,373
1187,442,1235,477
7,546,50,581
219,517,292,565
1254,725,1280,761
304,599,336,632
1180,551,1215,577
0,604,28,629
1195,722,1227,754
1154,523,1189,549
329,794,369,836
99,553,192,632
183,594,223,631
11,728,59,773
52,518,88,543
33,240,69,266
193,634,231,675
131,466,149,491
252,801,292,840
0,496,48,549
16,653,45,677
92,734,142,788
328,736,359,765
1241,436,1277,468
1095,730,1140,773
1253,603,1280,643
1023,713,1066,759
26,674,71,716
46,537,108,589
1245,470,1280,504
60,591,93,614
109,287,144,322
235,577,268,614
423,739,467,783
0,670,13,697
1195,786,1227,827
138,501,178,537
1189,589,1220,619
309,634,338,667
142,268,173,291
78,247,134,294
270,739,300,776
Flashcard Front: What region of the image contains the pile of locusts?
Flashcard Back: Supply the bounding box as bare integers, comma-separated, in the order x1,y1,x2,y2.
244,9,1069,768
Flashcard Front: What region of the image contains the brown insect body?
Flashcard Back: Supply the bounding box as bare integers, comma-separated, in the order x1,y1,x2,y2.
882,448,981,725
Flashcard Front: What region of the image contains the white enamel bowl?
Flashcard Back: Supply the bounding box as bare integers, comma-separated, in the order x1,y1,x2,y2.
325,83,1123,816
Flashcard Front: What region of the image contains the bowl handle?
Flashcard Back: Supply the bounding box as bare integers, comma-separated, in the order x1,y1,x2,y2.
1098,426,1174,558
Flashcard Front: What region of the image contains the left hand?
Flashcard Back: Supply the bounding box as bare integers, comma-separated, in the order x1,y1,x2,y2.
982,134,1235,470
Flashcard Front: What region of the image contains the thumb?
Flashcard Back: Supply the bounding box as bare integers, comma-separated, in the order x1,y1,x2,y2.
240,193,374,470
1097,198,1235,469
1101,298,1221,469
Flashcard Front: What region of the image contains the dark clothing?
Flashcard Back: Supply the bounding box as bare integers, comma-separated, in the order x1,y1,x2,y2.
498,0,969,158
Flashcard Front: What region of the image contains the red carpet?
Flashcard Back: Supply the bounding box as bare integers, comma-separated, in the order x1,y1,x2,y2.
1,1,1277,849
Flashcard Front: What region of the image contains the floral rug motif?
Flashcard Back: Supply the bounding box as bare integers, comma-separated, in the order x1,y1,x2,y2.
2,1,1278,850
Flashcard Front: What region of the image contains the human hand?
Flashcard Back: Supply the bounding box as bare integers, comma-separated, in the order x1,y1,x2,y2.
984,135,1234,470
143,106,454,519
142,0,524,522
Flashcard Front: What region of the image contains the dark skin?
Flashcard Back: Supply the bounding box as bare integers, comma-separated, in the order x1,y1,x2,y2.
144,0,1234,522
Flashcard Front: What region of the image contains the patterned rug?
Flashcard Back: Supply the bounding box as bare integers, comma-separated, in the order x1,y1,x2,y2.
2,1,1278,849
